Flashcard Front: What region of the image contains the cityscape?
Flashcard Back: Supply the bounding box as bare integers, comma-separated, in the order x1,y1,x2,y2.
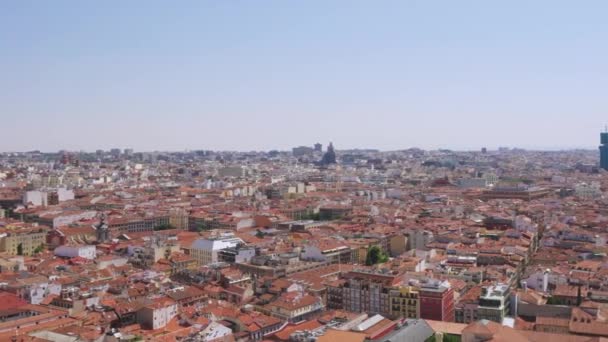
3,1,608,341
0,141,607,342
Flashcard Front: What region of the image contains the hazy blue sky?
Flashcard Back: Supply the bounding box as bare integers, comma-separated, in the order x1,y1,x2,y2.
1,1,607,152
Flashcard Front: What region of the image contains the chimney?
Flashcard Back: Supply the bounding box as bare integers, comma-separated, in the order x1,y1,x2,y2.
543,269,550,293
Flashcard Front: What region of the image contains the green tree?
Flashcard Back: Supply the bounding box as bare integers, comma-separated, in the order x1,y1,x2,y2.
443,334,461,342
547,297,565,305
300,212,321,221
425,333,461,342
196,222,212,232
16,243,23,256
255,230,265,239
153,224,174,231
365,245,388,265
33,244,44,254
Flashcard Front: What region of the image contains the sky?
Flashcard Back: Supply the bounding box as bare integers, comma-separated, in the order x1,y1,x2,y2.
1,0,607,152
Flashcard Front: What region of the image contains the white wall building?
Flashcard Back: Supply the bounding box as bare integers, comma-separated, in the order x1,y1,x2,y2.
56,188,75,202
30,282,61,305
198,321,233,340
521,269,568,292
23,188,75,207
54,245,96,260
190,235,245,265
575,182,602,199
137,299,178,330
23,191,48,207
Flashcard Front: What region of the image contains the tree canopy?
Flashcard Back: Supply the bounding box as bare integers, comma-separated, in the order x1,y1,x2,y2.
366,245,388,265
154,224,175,231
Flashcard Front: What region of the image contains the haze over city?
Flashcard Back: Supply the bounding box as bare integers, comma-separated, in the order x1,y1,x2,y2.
2,0,608,152
6,2,608,341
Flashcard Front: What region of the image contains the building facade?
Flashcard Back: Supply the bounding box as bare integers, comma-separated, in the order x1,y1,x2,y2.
190,235,245,265
0,224,48,256
389,287,420,319
333,270,401,317
419,281,455,322
601,131,608,170
476,284,511,323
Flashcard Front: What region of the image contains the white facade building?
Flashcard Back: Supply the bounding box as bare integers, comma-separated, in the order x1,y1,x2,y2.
190,235,245,265
137,299,178,330
23,188,75,207
54,245,96,260
575,182,602,199
23,191,48,207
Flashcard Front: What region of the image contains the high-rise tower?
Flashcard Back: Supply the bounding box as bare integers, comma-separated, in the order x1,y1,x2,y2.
600,129,608,170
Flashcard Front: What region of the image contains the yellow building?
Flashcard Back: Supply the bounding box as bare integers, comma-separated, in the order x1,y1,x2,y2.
389,286,420,319
265,293,324,323
169,253,198,275
0,223,48,256
389,234,408,257
169,208,189,230
349,243,369,264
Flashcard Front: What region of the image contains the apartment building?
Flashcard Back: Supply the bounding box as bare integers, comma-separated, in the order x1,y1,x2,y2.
388,286,420,319
0,222,48,256
419,280,455,322
190,235,245,265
